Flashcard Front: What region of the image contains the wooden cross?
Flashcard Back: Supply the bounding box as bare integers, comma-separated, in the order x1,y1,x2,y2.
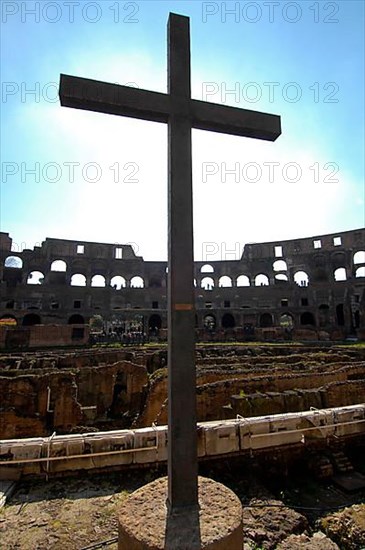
59,12,281,514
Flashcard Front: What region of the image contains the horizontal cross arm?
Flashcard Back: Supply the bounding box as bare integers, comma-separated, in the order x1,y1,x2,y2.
59,74,170,123
191,99,281,141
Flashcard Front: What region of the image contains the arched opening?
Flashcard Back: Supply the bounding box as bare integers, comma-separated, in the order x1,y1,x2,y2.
0,315,17,326
294,271,309,287
236,275,250,287
280,313,294,329
70,273,86,286
273,260,287,272
259,313,273,327
201,264,214,273
27,271,44,285
201,277,214,290
334,267,347,281
275,274,288,282
336,304,345,326
110,275,126,289
204,314,216,330
22,313,41,326
318,304,330,327
91,274,106,287
300,312,315,326
255,274,269,286
218,275,232,287
89,314,104,331
50,259,67,272
4,256,23,268
130,276,144,288
355,267,365,278
354,310,360,329
222,313,235,328
354,250,365,264
68,314,85,324
148,314,162,331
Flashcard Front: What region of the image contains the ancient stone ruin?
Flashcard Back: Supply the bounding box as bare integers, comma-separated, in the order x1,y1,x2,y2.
0,227,364,346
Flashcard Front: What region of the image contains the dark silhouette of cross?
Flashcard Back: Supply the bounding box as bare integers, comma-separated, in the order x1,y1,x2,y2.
59,12,281,514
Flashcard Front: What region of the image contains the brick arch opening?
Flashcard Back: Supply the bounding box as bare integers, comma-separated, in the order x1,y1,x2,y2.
50,259,67,272
22,313,41,326
4,256,23,268
204,314,216,330
0,314,17,326
68,314,85,324
148,314,162,331
222,313,235,328
336,304,345,326
300,311,315,326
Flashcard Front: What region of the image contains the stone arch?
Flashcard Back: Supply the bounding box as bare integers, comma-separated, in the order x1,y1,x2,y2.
259,313,273,327
336,304,345,326
50,259,67,272
27,271,44,285
355,267,365,278
70,273,86,286
275,274,288,282
201,277,214,290
204,314,216,330
280,313,294,329
148,314,162,330
130,276,144,288
294,271,309,286
0,314,17,326
222,313,235,328
201,264,214,273
300,311,315,326
273,260,287,272
91,274,106,287
218,275,232,287
334,267,347,281
236,275,250,287
68,314,85,324
4,256,23,268
255,274,269,286
353,250,365,264
22,313,41,326
110,275,126,289
354,310,360,329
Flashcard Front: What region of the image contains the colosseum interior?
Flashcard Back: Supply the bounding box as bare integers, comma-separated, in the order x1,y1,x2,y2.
0,227,364,442
1,227,364,342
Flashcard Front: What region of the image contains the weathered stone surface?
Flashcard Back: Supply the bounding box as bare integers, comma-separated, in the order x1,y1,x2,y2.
242,498,308,548
0,355,147,438
1,345,365,438
319,504,365,550
118,476,243,549
276,532,340,549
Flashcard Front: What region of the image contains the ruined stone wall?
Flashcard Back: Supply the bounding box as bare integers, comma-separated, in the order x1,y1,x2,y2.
0,358,148,439
137,351,365,426
0,228,364,341
1,345,364,439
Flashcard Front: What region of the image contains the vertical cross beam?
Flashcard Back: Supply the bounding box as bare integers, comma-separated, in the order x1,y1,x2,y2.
167,14,198,513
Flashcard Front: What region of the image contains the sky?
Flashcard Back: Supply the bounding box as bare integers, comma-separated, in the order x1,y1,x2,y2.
1,0,364,261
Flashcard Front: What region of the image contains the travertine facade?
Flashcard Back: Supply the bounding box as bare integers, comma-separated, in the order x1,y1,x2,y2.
0,228,364,339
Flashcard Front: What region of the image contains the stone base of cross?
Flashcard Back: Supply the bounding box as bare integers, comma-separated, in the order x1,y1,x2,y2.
117,476,243,549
